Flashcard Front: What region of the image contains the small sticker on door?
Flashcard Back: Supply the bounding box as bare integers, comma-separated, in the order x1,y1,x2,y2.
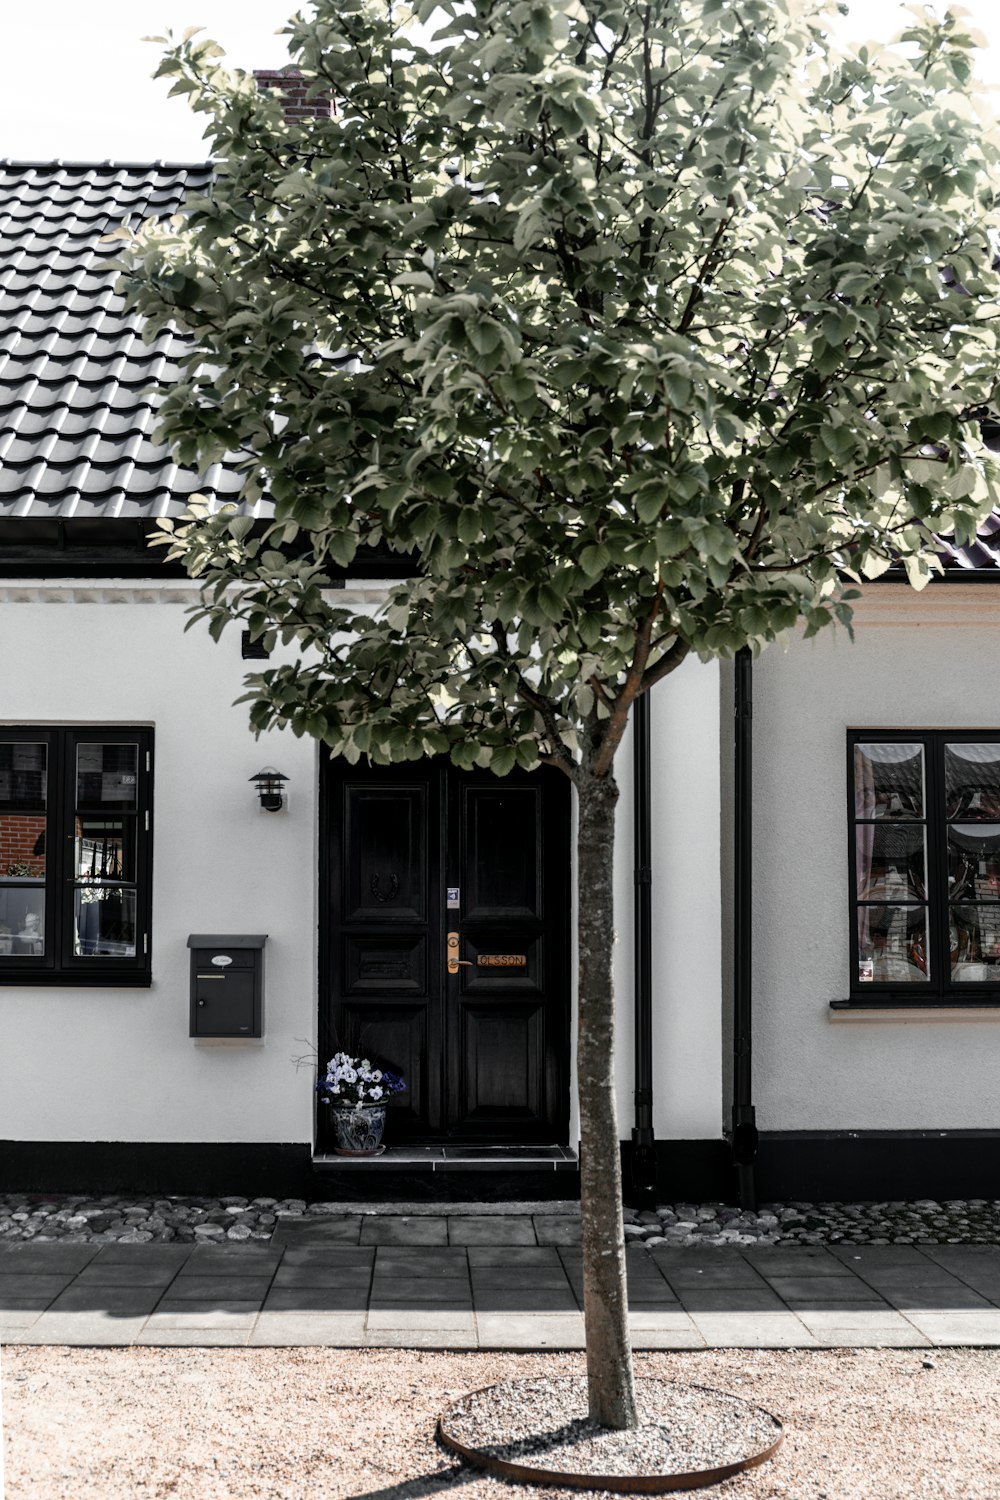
447,887,460,909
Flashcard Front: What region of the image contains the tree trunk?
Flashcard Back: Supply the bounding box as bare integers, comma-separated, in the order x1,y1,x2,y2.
576,768,638,1430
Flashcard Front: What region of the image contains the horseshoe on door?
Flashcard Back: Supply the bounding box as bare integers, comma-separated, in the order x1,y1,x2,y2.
370,872,399,904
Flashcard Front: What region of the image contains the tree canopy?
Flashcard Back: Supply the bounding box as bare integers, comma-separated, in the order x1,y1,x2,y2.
120,0,1000,783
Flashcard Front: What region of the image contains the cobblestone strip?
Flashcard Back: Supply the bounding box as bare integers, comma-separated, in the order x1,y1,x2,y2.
2,1195,1000,1247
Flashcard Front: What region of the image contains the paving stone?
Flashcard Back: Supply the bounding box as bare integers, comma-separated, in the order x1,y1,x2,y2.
0,1277,77,1314
473,1287,579,1313
447,1216,537,1246
89,1244,191,1267
180,1247,280,1274
905,1311,1000,1345
661,1263,768,1289
475,1312,585,1348
263,1287,370,1313
271,1217,363,1245
366,1308,477,1332
467,1246,563,1268
374,1247,468,1274
360,1218,448,1246
165,1276,273,1301
532,1217,580,1245
881,1286,993,1311
688,1312,817,1348
44,1286,164,1316
675,1288,787,1313
364,1328,480,1349
72,1262,182,1288
0,1244,98,1273
280,1247,375,1267
11,1314,149,1346
250,1312,366,1346
136,1327,253,1346
144,1302,262,1328
271,1264,373,1289
468,1266,570,1291
369,1278,472,1306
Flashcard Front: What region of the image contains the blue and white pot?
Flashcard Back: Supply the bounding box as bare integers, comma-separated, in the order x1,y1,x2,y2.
330,1104,387,1156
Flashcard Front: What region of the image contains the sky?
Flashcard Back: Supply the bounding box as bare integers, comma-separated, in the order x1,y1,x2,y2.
0,0,997,162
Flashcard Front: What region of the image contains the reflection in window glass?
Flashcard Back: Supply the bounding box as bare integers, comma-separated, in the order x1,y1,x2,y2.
945,744,1000,821
947,825,1000,899
74,887,136,958
854,743,924,820
857,904,929,983
856,824,926,902
76,744,138,811
0,744,46,811
74,818,133,883
0,889,44,956
0,813,46,880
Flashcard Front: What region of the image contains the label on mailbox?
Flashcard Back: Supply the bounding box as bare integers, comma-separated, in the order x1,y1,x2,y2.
211,955,233,967
477,954,527,967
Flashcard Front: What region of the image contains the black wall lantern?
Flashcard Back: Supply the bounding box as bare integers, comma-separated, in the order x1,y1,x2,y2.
250,767,289,812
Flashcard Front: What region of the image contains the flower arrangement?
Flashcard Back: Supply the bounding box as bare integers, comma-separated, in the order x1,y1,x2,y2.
317,1052,406,1110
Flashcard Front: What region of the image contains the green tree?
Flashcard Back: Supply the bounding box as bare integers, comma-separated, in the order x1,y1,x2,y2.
120,0,1000,1428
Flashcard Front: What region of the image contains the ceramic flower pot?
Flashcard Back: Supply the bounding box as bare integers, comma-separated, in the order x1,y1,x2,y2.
330,1104,387,1156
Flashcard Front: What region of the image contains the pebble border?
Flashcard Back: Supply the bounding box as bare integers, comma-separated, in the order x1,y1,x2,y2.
1,1195,999,1246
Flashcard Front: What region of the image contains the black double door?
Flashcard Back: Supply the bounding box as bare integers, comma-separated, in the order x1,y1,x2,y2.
320,759,571,1145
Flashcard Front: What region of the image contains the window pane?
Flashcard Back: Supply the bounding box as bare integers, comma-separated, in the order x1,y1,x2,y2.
0,743,47,811
951,902,1000,973
0,813,46,880
947,824,1000,898
945,744,1000,820
76,744,138,812
73,817,133,883
74,887,136,957
856,824,925,901
854,743,924,820
857,904,929,983
0,888,45,956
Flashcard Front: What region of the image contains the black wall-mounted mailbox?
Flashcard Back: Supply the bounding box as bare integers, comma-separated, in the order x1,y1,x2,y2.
187,934,267,1038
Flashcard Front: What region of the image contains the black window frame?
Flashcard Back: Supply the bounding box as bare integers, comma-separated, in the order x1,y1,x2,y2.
846,728,1000,1006
0,727,153,987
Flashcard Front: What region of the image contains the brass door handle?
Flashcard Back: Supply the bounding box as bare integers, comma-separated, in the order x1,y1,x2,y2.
446,931,473,974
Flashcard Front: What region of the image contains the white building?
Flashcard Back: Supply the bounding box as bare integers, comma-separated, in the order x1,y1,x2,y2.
2,160,998,1205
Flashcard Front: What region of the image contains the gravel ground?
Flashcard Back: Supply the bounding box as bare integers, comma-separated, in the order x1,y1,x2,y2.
4,1346,1000,1500
440,1376,781,1480
4,1194,1000,1247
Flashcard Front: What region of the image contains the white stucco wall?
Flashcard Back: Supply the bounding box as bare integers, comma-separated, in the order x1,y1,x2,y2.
0,581,325,1144
605,657,723,1141
752,583,1000,1130
1,582,725,1150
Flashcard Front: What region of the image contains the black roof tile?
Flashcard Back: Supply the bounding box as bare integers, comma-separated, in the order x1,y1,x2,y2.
0,161,250,519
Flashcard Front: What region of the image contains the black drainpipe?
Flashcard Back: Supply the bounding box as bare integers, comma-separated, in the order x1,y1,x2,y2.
630,690,658,1209
732,647,759,1209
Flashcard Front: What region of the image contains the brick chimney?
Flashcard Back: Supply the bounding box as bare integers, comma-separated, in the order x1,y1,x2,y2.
253,68,333,121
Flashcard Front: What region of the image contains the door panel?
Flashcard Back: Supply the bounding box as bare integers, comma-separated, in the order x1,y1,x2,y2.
320,759,569,1146
343,785,427,923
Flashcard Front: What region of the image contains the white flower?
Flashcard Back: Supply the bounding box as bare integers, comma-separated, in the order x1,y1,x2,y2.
360,1059,371,1071
341,1067,357,1083
368,1086,383,1100
372,1070,382,1082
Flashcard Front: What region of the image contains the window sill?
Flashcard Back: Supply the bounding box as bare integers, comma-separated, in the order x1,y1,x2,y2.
0,971,152,988
830,999,1000,1022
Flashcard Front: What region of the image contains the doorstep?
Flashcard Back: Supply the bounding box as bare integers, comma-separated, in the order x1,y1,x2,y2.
312,1145,578,1172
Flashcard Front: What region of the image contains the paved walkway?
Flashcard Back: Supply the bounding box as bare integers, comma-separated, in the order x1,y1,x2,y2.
4,1215,1000,1349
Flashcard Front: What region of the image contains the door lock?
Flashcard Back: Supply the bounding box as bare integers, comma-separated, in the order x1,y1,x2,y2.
447,931,473,974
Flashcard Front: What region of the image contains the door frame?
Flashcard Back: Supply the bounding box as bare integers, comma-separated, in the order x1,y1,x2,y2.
317,755,572,1148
